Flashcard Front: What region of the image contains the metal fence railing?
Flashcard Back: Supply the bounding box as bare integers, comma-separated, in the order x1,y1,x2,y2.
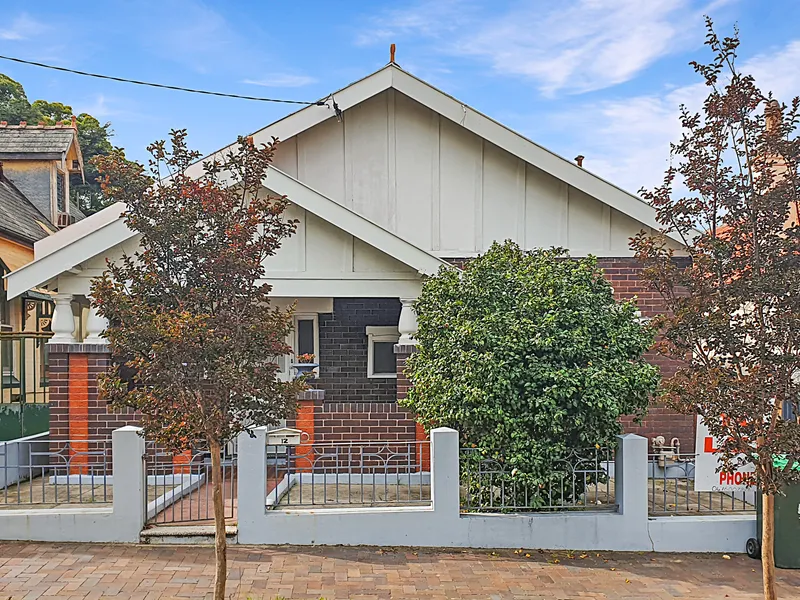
648,453,755,514
1,435,112,506
0,333,51,405
460,446,617,513
145,441,237,524
266,440,431,508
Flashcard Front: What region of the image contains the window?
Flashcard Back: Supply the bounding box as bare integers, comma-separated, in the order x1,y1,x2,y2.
276,314,319,381
0,263,8,328
296,317,315,357
56,171,66,212
366,326,399,378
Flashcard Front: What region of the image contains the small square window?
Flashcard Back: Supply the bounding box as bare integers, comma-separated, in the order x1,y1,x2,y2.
366,326,399,378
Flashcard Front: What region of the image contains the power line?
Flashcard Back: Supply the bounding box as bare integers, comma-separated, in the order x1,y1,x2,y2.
0,55,327,106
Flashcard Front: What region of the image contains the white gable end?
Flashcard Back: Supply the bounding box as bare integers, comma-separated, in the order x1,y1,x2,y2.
263,201,418,277
272,87,681,257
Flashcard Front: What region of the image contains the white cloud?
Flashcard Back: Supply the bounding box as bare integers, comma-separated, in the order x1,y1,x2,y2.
0,14,49,41
242,74,317,88
355,0,472,47
547,39,800,195
358,0,730,96
745,40,800,102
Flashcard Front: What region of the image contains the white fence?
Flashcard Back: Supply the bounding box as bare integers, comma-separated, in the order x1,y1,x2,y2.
0,426,144,543
0,426,756,552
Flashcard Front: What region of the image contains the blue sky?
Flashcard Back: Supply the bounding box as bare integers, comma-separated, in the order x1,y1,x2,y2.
2,0,799,194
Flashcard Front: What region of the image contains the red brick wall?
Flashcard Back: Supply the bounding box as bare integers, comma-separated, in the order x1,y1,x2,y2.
313,401,417,443
596,258,695,448
49,346,140,446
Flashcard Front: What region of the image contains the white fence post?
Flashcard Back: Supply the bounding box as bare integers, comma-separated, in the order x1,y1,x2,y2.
615,433,649,524
431,427,460,519
237,426,267,544
111,425,146,540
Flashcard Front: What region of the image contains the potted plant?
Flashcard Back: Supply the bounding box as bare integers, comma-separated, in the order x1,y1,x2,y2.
292,353,319,380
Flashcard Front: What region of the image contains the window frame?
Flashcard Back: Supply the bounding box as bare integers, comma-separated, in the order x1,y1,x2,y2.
293,313,319,361
276,313,320,382
366,326,399,379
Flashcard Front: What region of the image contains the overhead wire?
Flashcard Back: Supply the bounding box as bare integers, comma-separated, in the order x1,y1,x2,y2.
0,55,327,106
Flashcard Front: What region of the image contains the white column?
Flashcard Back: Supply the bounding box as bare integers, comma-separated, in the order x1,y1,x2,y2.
398,297,418,345
237,426,268,544
615,433,649,521
111,425,146,541
430,427,460,519
49,293,77,344
84,303,109,344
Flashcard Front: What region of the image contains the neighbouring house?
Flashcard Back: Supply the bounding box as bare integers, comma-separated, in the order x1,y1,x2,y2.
0,119,87,333
3,63,694,450
0,119,86,439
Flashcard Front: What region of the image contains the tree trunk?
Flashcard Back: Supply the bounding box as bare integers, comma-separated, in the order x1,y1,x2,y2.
762,492,777,600
209,439,227,600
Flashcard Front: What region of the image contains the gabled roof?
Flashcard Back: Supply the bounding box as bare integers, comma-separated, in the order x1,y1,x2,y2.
181,63,687,244
4,168,448,299
0,122,84,172
0,173,53,244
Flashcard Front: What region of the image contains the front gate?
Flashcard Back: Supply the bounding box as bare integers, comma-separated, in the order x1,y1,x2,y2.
145,441,237,524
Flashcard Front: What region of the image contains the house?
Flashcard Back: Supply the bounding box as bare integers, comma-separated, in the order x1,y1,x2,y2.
0,119,86,438
0,166,54,332
0,119,86,333
3,62,694,449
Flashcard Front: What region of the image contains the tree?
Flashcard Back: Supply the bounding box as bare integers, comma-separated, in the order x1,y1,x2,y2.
0,73,122,214
71,114,117,214
90,130,303,600
31,99,73,123
630,21,800,600
0,74,39,123
401,241,658,507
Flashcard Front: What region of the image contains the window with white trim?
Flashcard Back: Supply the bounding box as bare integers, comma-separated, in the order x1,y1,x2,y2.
277,314,319,381
366,326,399,378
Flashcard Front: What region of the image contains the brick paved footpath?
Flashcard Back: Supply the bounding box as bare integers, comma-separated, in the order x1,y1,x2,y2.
1,543,799,600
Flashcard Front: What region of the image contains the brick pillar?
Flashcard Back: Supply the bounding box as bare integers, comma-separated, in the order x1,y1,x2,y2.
395,343,429,471
293,389,323,472
48,343,114,473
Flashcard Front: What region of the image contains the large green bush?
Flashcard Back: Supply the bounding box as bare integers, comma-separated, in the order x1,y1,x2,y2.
402,241,659,507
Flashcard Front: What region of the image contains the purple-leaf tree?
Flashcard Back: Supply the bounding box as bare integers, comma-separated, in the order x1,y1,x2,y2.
91,130,303,600
631,21,800,600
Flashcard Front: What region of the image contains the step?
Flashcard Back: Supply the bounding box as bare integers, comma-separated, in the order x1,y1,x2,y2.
140,524,238,545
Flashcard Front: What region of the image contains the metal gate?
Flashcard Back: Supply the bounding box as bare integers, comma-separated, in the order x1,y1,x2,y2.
145,441,237,524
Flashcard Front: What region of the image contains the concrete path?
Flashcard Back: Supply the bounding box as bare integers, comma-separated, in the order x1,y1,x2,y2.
0,542,798,599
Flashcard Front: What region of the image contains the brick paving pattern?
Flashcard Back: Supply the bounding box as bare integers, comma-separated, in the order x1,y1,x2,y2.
1,542,799,599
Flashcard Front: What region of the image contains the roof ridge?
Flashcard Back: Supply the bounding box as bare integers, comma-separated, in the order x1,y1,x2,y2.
0,117,77,130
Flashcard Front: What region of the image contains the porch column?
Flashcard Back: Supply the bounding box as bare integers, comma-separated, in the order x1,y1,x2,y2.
49,293,77,344
398,297,418,345
84,302,109,344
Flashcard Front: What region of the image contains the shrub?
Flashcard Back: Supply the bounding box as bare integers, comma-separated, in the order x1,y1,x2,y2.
402,241,658,507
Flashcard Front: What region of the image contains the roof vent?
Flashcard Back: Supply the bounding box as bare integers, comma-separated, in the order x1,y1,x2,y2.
56,212,74,228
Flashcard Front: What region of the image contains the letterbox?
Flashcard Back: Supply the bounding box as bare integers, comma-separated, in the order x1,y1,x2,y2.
266,427,303,446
